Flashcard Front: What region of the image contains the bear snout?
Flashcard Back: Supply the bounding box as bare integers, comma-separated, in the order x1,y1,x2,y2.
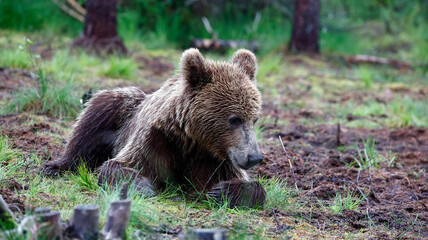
245,153,264,169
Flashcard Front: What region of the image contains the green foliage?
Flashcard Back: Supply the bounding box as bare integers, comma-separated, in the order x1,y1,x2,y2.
0,136,20,164
70,163,99,192
358,66,373,89
4,38,80,118
349,137,381,170
101,56,138,79
0,0,81,36
337,96,428,128
0,48,31,69
328,191,365,214
257,53,282,84
0,161,24,186
261,177,295,211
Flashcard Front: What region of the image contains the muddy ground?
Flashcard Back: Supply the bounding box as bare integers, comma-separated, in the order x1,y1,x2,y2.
0,56,427,239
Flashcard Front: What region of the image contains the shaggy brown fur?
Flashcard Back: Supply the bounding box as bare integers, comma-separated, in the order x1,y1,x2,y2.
43,49,265,208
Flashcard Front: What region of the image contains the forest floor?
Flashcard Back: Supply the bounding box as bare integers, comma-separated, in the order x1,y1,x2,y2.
0,30,427,239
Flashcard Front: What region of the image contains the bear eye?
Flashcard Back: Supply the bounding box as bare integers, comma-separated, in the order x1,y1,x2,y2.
228,115,244,128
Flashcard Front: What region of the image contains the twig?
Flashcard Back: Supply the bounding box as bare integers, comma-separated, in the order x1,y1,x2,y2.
356,167,361,185
346,54,413,70
356,186,369,205
272,208,281,231
67,0,86,16
51,0,84,22
336,123,341,147
364,148,372,184
278,136,298,191
201,17,218,40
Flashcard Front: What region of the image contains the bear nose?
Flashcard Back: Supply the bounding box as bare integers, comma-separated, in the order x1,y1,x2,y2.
245,153,264,169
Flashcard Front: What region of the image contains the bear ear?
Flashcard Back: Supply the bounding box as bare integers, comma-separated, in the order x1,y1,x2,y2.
231,49,257,81
181,48,209,89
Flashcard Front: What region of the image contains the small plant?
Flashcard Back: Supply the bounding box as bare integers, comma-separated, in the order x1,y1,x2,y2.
386,149,398,167
261,177,295,211
329,190,365,214
70,163,99,192
5,38,80,118
349,137,381,169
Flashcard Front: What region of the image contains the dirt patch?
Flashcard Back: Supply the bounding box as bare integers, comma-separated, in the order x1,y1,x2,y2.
0,114,64,161
0,68,35,100
136,55,175,78
255,123,428,238
0,184,26,214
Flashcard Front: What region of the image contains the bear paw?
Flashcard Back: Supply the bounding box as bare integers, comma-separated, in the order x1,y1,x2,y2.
208,179,266,208
41,161,62,177
133,177,157,198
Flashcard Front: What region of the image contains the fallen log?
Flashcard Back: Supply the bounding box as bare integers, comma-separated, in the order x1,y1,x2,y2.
190,39,259,53
191,16,259,52
346,54,413,70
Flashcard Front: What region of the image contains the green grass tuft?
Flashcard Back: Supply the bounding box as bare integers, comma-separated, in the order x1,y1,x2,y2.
0,136,20,164
70,163,99,193
0,48,31,69
3,39,81,118
261,177,295,211
328,190,365,214
101,56,138,79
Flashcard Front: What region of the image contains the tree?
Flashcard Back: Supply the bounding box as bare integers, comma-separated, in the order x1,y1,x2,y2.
72,0,127,54
289,0,320,53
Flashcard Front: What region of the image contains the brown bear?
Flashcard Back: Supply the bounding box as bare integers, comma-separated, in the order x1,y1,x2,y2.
43,48,266,208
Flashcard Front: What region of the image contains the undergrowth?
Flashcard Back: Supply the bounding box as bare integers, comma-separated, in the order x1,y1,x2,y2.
3,38,80,118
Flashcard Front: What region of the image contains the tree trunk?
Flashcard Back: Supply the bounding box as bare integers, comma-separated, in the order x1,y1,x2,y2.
72,0,127,55
289,0,320,53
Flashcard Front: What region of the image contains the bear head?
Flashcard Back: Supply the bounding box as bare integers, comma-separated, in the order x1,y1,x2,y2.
181,48,263,170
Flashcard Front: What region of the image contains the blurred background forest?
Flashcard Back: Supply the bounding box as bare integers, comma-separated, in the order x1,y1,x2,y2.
1,0,427,60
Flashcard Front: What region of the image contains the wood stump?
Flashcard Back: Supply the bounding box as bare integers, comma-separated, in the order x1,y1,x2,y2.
72,0,127,55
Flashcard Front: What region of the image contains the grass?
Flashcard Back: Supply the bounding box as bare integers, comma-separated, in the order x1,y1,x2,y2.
317,190,365,214
2,39,81,118
336,96,428,128
101,56,138,79
5,75,80,118
328,191,365,214
0,48,31,69
69,163,99,193
349,137,381,170
0,136,20,164
261,177,295,212
0,132,300,239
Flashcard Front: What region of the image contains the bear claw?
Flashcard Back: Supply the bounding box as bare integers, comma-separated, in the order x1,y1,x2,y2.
41,162,61,177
